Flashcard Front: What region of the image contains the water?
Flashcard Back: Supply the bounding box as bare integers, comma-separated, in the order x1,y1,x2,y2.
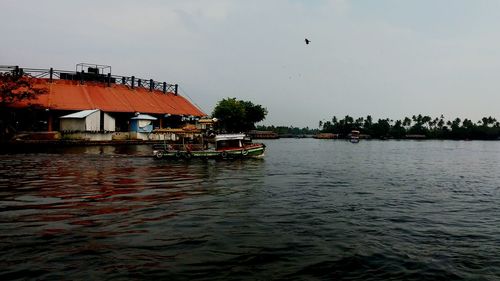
1,139,499,280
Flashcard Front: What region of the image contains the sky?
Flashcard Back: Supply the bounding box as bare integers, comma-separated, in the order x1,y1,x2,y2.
2,0,500,128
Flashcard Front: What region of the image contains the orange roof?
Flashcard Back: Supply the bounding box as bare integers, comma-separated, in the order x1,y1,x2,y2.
14,79,205,116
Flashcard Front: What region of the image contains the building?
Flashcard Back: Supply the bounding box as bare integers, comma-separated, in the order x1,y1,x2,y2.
2,64,206,140
60,109,115,132
130,114,157,140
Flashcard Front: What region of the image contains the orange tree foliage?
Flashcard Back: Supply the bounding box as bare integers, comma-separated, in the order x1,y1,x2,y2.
0,72,48,138
0,72,48,107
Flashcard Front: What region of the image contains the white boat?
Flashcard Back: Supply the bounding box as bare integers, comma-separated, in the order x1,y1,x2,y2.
349,130,360,143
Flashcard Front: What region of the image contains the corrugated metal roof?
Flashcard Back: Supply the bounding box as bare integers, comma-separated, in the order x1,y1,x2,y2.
60,109,99,119
13,79,206,116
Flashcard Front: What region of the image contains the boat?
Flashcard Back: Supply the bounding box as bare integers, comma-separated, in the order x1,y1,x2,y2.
153,133,266,160
349,130,360,143
313,133,339,139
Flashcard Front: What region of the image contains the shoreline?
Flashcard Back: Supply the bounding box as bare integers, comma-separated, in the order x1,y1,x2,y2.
0,139,165,154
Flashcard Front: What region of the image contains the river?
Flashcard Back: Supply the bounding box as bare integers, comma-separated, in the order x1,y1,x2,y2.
1,139,499,280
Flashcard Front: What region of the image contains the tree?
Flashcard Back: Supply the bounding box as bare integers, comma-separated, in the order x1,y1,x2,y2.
355,117,364,129
371,118,391,138
402,117,412,128
364,115,373,135
241,101,268,131
390,119,406,138
0,71,48,139
212,98,267,133
437,116,445,130
316,113,500,140
0,72,47,107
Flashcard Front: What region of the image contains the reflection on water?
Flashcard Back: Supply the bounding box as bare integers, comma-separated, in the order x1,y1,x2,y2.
1,140,499,280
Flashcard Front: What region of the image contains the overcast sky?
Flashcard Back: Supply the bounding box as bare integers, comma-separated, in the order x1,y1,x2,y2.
2,0,500,128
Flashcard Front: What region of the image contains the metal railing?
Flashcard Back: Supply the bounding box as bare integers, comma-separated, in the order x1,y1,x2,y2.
0,65,178,95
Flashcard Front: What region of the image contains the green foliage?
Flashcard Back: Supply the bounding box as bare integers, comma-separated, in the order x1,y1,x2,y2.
212,98,268,133
255,125,319,136
319,114,500,140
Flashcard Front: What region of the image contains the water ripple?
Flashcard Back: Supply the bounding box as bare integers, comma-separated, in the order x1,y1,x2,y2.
1,141,500,280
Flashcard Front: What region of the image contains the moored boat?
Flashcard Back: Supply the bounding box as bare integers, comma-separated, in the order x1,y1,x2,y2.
153,133,265,160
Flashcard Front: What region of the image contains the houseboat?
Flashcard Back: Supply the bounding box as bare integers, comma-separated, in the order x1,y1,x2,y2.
349,130,360,143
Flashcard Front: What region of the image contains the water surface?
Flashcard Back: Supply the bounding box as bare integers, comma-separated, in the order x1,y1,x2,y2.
1,139,499,280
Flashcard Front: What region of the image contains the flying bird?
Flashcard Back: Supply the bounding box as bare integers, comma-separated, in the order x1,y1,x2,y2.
305,38,310,45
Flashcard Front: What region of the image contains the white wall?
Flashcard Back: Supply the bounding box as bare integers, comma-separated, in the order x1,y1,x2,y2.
60,110,116,132
104,113,115,132
85,110,100,131
60,119,85,131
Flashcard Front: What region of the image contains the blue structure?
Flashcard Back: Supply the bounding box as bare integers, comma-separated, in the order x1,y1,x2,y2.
130,114,157,133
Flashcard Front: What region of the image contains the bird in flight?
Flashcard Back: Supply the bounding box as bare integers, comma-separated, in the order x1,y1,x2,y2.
305,38,311,45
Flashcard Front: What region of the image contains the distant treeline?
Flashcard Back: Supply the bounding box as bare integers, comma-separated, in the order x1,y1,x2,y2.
255,125,319,136
319,114,500,140
258,115,500,140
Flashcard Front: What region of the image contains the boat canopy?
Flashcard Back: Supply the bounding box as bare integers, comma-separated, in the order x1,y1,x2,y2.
215,134,246,141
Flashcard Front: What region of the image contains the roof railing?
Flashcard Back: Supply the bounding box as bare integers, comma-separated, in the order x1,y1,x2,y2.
0,65,178,95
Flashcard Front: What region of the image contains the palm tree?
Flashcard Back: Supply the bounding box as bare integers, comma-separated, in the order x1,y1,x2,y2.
422,115,432,129
437,118,445,130
355,117,364,130
403,117,412,128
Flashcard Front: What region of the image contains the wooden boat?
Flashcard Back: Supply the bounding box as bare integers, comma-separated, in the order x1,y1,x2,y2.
153,133,265,159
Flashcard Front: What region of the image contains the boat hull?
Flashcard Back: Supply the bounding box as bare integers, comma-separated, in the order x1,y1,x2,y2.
153,144,265,160
349,137,360,143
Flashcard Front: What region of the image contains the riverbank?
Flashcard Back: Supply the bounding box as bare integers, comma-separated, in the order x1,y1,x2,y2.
0,139,166,154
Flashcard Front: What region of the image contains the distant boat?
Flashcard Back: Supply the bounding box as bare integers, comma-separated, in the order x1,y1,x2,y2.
313,133,339,139
349,130,360,143
248,130,279,139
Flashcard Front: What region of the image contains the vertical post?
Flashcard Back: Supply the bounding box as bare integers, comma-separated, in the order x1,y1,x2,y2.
107,73,111,87
138,79,142,88
122,77,126,85
14,66,19,76
174,84,178,96
149,79,154,92
131,76,135,89
47,112,53,132
49,68,53,82
163,82,166,94
100,110,104,131
80,70,84,84
159,118,163,129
